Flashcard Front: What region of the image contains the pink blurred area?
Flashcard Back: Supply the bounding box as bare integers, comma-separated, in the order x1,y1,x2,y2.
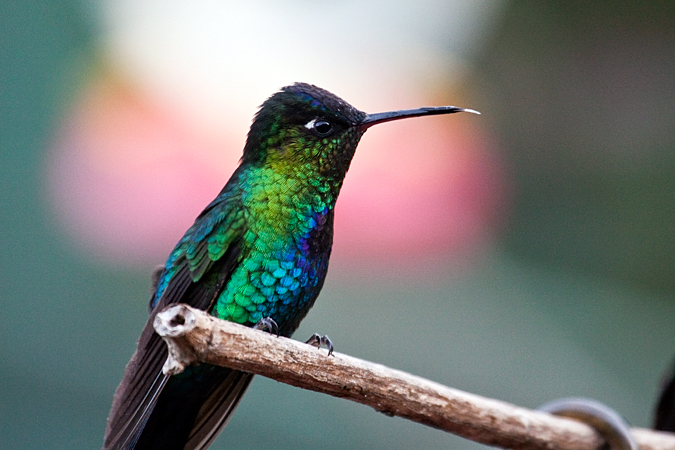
334,115,506,261
47,70,507,268
48,73,231,265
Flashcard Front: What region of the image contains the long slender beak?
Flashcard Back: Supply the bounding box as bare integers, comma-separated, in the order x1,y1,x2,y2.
359,106,480,130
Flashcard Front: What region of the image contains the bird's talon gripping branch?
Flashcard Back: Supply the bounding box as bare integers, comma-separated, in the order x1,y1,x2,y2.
305,333,334,356
253,317,279,337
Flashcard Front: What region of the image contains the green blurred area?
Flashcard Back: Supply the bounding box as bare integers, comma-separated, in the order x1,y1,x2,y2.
478,1,675,294
2,1,675,449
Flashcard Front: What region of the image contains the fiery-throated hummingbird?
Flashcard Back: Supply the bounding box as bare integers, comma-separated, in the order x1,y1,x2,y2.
103,83,478,449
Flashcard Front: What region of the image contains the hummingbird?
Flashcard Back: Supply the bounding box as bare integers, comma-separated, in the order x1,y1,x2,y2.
103,82,478,450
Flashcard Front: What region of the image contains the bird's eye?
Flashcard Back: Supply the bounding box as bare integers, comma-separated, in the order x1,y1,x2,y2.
314,120,333,136
305,119,334,137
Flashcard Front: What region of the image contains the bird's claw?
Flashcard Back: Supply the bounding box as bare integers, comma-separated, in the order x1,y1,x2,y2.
253,317,279,337
305,333,334,356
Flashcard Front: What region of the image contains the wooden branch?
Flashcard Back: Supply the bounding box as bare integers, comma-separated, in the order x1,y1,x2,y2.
153,304,675,450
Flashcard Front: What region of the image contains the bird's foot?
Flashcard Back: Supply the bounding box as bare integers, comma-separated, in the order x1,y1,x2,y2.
305,333,334,356
253,317,279,337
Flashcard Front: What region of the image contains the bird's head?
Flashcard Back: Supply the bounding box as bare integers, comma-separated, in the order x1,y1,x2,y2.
242,83,367,180
242,82,478,180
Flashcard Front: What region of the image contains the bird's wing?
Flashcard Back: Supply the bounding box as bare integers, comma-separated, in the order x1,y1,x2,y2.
183,369,254,450
104,190,249,450
656,362,675,431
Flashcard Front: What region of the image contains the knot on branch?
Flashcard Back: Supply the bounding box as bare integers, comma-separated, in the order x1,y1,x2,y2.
154,304,200,375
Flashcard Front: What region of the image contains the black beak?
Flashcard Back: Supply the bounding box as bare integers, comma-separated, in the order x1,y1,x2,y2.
359,106,480,130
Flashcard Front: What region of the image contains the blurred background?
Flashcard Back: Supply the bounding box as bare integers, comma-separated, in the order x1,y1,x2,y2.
2,1,675,448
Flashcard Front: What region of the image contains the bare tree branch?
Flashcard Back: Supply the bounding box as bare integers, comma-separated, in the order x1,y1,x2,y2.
153,304,675,450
